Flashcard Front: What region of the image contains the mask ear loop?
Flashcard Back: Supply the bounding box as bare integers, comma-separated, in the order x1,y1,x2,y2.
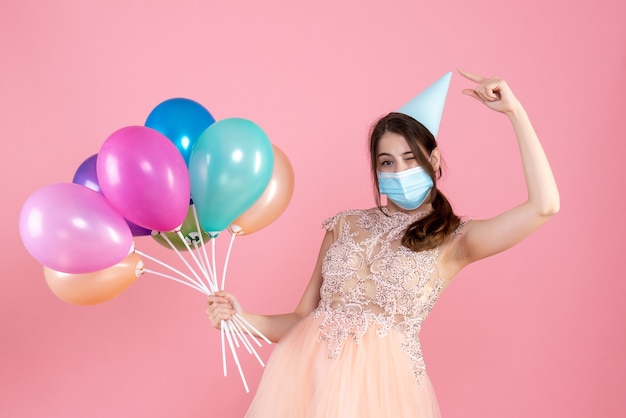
428,148,443,178
426,149,442,193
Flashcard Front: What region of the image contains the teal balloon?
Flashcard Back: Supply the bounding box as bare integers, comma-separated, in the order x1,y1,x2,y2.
145,98,215,166
189,118,274,234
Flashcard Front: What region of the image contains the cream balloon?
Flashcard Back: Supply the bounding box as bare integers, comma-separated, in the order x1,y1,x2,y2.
43,253,144,305
230,145,294,235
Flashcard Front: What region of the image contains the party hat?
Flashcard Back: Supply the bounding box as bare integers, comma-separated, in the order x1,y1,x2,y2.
397,71,452,138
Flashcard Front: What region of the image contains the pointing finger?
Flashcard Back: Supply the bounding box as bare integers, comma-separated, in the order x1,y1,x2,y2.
458,67,486,84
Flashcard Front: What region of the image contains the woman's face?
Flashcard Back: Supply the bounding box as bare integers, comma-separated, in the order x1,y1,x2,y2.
375,131,441,174
376,132,420,173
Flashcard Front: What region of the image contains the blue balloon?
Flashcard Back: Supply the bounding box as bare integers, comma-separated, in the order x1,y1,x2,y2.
189,118,274,234
145,98,215,165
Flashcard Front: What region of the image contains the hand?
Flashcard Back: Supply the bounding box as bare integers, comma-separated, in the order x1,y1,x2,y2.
206,291,241,329
458,68,522,115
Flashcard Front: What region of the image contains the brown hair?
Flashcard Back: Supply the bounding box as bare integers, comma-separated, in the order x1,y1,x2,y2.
369,112,460,252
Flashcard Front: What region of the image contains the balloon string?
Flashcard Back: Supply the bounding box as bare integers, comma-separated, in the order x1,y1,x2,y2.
222,320,249,393
144,268,207,294
211,238,218,291
149,205,266,390
175,230,217,293
221,324,227,377
232,316,262,348
229,319,251,353
186,237,208,279
192,240,209,279
221,232,237,290
160,232,212,293
134,249,209,295
157,233,213,294
230,318,265,367
187,205,230,379
233,314,272,345
192,240,220,295
191,204,218,292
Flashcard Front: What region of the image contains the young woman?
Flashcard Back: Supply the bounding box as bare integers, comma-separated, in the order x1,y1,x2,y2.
207,68,559,417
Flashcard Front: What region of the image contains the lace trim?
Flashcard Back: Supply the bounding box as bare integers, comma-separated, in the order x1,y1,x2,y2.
315,208,467,385
313,277,443,384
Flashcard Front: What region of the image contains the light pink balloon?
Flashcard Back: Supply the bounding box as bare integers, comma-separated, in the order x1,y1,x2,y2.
19,183,133,274
97,126,190,232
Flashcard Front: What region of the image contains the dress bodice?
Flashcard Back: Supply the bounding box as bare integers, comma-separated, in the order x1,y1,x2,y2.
313,207,465,382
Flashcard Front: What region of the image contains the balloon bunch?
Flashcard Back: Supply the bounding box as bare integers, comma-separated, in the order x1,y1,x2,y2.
18,98,295,392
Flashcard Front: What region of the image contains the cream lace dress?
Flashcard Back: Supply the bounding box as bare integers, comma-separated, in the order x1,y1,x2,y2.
246,208,466,417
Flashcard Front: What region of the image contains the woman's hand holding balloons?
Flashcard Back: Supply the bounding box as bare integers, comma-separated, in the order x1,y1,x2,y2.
18,96,286,392
207,291,242,329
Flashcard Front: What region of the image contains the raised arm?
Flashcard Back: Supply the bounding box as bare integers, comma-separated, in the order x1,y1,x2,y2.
207,230,333,342
451,68,560,267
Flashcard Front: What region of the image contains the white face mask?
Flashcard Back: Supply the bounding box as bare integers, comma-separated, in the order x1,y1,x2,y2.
377,166,434,210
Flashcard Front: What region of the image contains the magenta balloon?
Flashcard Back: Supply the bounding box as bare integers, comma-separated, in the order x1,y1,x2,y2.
72,153,152,237
97,126,190,232
19,183,133,274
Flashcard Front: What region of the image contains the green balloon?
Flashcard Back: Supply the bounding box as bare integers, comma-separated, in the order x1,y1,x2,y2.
152,205,211,250
188,118,274,234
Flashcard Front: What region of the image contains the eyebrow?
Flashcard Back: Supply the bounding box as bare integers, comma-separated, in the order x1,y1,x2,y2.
377,151,415,158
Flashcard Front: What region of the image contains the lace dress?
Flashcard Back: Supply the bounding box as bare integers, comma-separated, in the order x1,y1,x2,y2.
246,208,465,417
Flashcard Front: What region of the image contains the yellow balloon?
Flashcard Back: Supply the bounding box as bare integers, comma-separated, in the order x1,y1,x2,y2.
43,253,143,305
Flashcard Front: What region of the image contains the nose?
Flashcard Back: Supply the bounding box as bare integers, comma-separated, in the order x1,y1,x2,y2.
395,159,411,173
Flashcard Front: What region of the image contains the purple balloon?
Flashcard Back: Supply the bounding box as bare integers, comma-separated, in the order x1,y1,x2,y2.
127,222,152,236
19,183,134,274
73,154,102,193
73,154,152,237
97,126,190,232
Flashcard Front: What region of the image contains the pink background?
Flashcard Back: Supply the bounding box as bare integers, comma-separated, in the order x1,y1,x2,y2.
1,1,624,417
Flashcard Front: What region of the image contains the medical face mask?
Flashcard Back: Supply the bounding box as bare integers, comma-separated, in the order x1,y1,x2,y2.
378,166,434,210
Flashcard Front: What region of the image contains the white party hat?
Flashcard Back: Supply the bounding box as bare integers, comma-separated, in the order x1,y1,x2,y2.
397,71,452,138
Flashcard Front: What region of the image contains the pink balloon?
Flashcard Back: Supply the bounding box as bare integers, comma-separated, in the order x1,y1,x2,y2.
97,126,190,232
19,183,133,274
